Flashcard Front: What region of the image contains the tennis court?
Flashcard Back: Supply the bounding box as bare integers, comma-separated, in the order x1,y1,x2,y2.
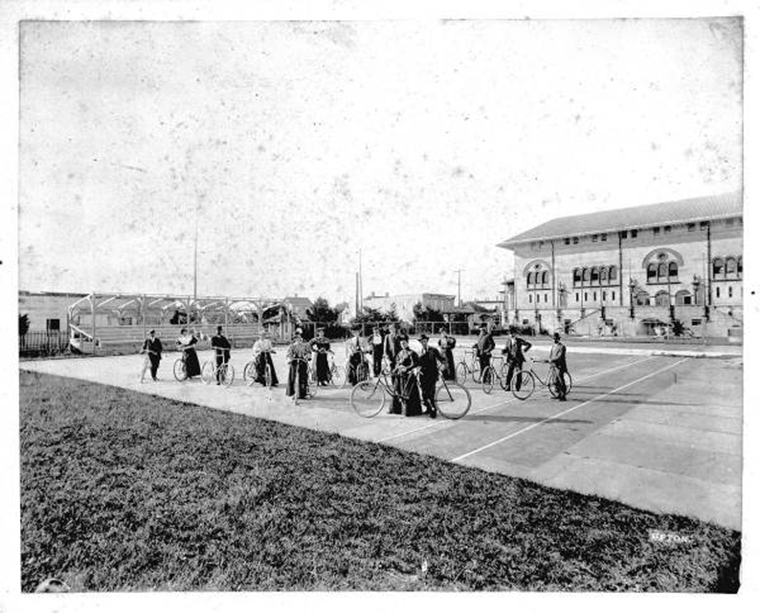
20,342,742,529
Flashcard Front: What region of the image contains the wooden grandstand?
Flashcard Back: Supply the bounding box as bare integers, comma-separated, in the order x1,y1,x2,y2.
67,293,295,354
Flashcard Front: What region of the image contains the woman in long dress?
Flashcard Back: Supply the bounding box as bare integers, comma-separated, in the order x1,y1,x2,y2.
286,329,311,398
390,335,422,417
437,329,457,381
176,328,201,378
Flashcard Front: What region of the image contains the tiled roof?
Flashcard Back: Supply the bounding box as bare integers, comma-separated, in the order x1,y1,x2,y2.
497,191,742,248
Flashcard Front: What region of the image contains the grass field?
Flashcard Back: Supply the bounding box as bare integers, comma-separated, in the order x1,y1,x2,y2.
19,370,741,592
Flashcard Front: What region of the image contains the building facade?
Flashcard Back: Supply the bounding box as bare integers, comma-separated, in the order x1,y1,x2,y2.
497,192,743,337
363,292,457,323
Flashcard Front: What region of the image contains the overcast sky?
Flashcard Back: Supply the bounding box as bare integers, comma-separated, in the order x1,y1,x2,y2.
18,17,742,305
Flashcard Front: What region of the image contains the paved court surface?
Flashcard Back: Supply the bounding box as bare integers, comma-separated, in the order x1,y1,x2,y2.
20,342,743,530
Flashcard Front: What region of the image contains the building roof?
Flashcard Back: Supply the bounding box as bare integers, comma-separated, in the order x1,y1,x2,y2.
497,191,742,248
284,296,313,308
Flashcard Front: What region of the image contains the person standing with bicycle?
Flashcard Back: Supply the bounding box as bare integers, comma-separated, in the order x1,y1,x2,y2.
384,322,402,369
418,334,445,418
210,326,232,385
474,323,495,382
286,328,311,399
310,327,332,386
176,328,202,379
346,328,368,385
252,332,279,387
437,329,457,381
502,328,532,392
140,329,163,382
390,335,422,416
370,325,385,377
549,332,568,401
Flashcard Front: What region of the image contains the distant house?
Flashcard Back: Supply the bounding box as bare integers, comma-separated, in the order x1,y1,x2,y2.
363,292,457,323
18,290,88,333
283,296,314,321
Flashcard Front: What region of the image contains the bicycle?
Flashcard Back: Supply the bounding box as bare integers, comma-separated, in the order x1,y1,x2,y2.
351,365,471,419
244,350,276,387
510,356,573,400
480,355,511,394
289,356,316,406
309,349,344,387
346,350,371,385
173,346,196,382
201,347,235,387
455,348,485,384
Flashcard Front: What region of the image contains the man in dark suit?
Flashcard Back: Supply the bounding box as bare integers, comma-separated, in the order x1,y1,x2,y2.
502,328,532,391
549,332,569,401
210,326,232,385
474,323,495,381
417,334,445,418
140,329,163,382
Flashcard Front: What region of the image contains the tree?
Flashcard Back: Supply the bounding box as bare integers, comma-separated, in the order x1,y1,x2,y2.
412,301,444,323
306,297,340,324
19,314,30,336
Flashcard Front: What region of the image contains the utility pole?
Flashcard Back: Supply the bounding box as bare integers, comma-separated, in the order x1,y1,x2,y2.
454,269,462,307
359,248,363,312
193,217,199,301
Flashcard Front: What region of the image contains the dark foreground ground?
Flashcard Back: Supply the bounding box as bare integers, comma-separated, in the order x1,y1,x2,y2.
19,372,741,592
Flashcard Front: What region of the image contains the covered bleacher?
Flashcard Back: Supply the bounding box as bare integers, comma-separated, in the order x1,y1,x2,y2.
68,293,294,354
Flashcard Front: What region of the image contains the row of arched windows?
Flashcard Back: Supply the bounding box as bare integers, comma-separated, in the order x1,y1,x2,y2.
712,256,742,279
572,265,618,287
526,270,550,288
646,261,678,283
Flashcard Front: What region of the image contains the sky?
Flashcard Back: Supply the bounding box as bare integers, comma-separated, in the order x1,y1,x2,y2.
17,17,742,305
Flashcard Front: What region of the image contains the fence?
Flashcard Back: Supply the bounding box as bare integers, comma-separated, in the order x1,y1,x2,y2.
19,331,69,357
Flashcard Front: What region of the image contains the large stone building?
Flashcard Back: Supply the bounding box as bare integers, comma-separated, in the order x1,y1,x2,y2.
497,191,743,338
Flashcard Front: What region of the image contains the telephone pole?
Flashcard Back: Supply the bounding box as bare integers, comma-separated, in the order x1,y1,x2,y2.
454,269,463,307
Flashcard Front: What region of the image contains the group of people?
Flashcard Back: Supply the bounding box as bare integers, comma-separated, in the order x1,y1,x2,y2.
139,323,569,403
472,323,568,401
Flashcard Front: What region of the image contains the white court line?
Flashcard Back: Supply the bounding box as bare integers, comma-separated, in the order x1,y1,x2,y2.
451,357,690,463
376,355,656,443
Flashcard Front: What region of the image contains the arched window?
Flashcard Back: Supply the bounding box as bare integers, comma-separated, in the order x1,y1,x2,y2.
655,290,670,307
541,271,548,286
609,266,618,282
657,263,667,280
668,262,678,280
573,268,581,286
526,272,534,287
600,267,608,284
725,257,737,277
675,290,692,306
738,257,743,276
583,268,591,283
647,264,657,282
713,257,725,278
591,267,599,285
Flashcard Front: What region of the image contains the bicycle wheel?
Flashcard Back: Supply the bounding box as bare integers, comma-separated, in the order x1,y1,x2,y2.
293,366,300,405
511,370,535,400
201,361,215,384
435,381,472,419
548,370,572,398
481,366,496,394
243,361,255,383
350,380,386,417
221,363,235,387
455,362,468,384
472,363,483,384
356,362,369,383
499,363,512,391
265,364,272,388
173,359,187,382
330,364,344,387
563,372,573,395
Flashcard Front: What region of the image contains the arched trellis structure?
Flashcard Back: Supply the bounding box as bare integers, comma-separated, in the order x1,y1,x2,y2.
67,292,289,353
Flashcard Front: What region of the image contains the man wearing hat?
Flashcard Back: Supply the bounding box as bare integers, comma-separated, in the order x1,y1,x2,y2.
211,325,232,385
501,328,532,391
474,323,495,381
310,327,332,386
140,329,163,382
549,332,568,401
417,333,446,418
286,327,311,398
390,334,422,416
